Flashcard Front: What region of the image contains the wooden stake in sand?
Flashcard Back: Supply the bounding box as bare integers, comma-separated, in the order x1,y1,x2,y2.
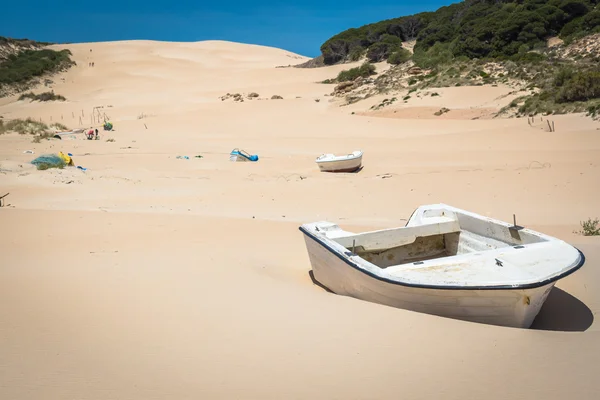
0,193,9,208
552,121,555,132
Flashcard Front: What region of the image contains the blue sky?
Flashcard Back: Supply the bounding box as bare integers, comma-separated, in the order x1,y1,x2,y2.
2,1,452,57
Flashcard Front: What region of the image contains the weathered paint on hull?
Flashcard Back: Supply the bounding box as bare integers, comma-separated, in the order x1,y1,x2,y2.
230,155,250,162
303,234,554,328
318,165,361,173
317,159,362,173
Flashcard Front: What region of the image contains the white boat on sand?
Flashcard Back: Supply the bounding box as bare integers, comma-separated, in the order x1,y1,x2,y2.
316,150,362,172
299,204,584,328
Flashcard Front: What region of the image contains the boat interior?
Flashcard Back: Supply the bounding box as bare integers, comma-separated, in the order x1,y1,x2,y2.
331,216,548,269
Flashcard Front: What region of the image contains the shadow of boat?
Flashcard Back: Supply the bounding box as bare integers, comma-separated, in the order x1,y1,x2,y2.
530,287,594,332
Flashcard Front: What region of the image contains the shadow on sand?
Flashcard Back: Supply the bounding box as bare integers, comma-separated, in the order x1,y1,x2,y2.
531,287,594,332
308,271,593,332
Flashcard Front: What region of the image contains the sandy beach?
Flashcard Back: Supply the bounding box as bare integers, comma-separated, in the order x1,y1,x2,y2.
1,40,599,399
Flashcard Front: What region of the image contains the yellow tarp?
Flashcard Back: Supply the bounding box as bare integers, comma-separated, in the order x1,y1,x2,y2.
58,151,74,166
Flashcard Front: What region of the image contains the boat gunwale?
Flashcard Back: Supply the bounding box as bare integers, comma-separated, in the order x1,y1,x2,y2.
299,226,585,291
315,151,363,164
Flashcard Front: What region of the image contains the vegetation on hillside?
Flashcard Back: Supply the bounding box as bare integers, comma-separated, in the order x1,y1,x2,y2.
396,49,599,116
388,48,412,65
337,63,377,82
0,36,52,48
0,48,74,86
322,29,600,117
320,13,430,64
319,0,600,66
515,67,600,115
317,0,600,117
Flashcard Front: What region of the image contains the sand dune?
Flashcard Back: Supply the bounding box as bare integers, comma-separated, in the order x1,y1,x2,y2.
1,40,600,399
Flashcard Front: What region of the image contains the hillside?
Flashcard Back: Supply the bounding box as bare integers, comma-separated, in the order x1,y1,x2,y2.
312,1,600,118
318,0,600,66
0,37,75,97
320,33,599,118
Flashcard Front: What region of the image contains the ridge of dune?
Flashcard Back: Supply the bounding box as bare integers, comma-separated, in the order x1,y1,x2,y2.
1,37,600,400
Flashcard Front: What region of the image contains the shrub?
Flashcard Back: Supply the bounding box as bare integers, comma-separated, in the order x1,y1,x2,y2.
509,52,547,63
18,91,66,101
366,34,403,62
337,62,376,82
553,67,575,88
587,104,600,117
412,42,454,69
348,47,365,61
578,218,600,236
388,48,412,65
557,70,600,103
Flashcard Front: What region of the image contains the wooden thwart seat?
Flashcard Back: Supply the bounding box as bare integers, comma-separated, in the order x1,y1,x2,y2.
333,220,461,252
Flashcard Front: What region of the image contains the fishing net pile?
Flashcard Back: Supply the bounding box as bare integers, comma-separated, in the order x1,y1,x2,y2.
30,154,66,170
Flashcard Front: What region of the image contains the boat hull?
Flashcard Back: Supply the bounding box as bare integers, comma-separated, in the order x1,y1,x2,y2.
230,155,249,162
316,157,362,173
302,232,554,328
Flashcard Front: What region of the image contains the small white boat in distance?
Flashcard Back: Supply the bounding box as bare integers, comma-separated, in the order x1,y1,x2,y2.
299,204,584,328
315,150,363,172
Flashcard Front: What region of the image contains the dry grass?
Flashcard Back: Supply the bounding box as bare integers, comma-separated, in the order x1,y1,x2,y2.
0,117,48,135
50,122,68,131
0,118,68,143
18,91,66,102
